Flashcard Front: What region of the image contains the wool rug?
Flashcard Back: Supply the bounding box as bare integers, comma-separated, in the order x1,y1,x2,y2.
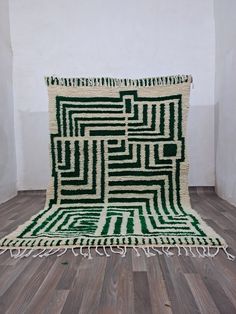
0,75,234,260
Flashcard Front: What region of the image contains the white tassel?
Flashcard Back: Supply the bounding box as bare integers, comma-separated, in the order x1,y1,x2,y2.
5,244,232,261
87,247,93,260
24,249,34,257
152,247,163,255
17,249,28,259
161,246,167,256
10,249,20,258
45,248,59,256
162,246,174,257
71,248,79,256
223,247,235,261
43,249,54,257
95,246,104,256
189,247,196,257
117,246,126,255
147,247,155,256
196,247,205,258
103,246,110,257
142,247,151,258
117,246,125,256
176,245,182,256
165,247,174,256
15,249,24,258
206,247,211,257
202,247,208,257
57,248,67,257
80,246,88,258
133,247,141,257
121,246,127,257
32,249,46,258
208,247,219,258
110,246,123,255
182,246,189,256
39,249,51,258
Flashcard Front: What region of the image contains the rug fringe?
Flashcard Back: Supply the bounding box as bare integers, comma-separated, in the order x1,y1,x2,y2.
0,246,234,261
45,75,193,88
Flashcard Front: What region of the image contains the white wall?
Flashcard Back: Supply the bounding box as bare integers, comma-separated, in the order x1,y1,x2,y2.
0,0,17,202
214,0,236,206
9,0,215,189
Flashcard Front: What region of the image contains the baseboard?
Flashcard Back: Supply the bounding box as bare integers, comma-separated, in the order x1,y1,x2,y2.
17,187,215,196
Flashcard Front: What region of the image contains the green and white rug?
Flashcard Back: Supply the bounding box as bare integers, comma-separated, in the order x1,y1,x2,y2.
0,75,234,260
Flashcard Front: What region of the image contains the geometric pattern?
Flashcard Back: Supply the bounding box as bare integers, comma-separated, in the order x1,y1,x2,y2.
0,76,226,250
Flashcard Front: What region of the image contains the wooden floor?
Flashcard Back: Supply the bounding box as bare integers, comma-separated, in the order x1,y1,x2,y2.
0,187,236,314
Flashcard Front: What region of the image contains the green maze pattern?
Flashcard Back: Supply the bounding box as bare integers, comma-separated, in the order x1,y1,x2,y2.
0,88,224,249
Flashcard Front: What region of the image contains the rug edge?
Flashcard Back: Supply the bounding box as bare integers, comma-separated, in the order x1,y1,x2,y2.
44,74,193,88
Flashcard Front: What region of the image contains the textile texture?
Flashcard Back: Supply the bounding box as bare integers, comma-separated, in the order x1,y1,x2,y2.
0,75,227,254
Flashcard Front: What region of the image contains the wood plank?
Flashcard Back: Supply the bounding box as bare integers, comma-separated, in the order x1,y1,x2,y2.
0,258,32,296
0,257,42,312
78,255,107,314
133,272,152,314
98,249,134,314
202,276,236,314
43,290,70,314
146,257,172,314
56,250,82,290
21,257,65,314
185,274,220,314
131,247,147,271
5,256,58,314
161,256,200,314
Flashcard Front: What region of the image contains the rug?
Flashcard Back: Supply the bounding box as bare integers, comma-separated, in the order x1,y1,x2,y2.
0,75,234,260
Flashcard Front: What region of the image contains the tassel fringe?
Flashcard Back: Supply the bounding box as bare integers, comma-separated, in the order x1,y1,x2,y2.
45,75,192,88
0,246,234,261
